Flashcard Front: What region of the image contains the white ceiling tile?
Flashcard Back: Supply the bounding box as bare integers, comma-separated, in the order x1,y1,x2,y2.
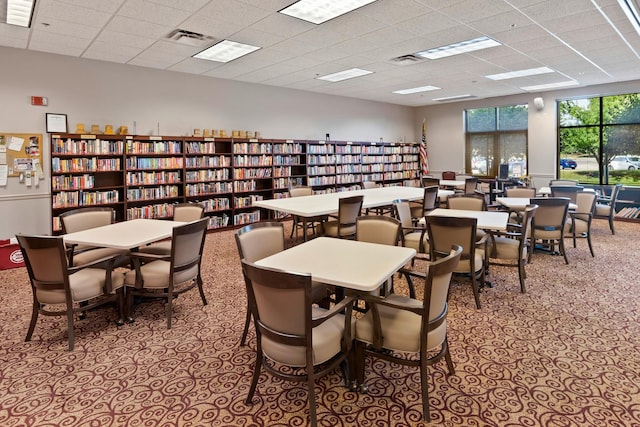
105,15,174,39
117,0,193,26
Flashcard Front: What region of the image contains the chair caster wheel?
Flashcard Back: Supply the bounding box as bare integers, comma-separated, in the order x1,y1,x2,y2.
349,381,359,392
359,384,369,394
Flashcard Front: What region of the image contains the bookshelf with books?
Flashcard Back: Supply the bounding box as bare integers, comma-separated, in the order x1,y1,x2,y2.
306,140,336,194
125,136,184,220
232,139,273,226
335,141,362,192
184,137,233,229
49,134,422,233
51,133,125,233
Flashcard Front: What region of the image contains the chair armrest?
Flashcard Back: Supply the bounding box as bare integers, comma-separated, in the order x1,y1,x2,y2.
312,295,356,325
68,254,120,293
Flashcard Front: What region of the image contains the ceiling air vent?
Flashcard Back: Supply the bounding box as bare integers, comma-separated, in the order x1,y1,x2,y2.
390,54,423,66
166,29,215,47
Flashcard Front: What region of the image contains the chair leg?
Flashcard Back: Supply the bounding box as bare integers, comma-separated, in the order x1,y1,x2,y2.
66,307,75,351
587,233,595,257
419,354,431,422
559,238,569,264
25,299,39,342
245,352,263,405
444,338,455,375
355,341,366,389
125,288,135,323
115,288,126,326
471,272,482,309
518,259,526,293
197,276,208,305
240,302,252,346
609,216,615,235
307,367,318,427
166,290,173,329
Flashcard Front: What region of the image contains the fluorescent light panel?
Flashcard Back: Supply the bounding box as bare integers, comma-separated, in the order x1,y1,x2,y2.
520,80,579,91
193,40,260,63
618,0,640,36
279,0,377,25
432,94,476,101
7,0,35,27
316,68,373,82
416,36,501,60
393,85,441,95
485,66,555,80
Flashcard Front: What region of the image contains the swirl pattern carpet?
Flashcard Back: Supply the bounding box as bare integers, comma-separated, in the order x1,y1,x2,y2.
0,218,638,426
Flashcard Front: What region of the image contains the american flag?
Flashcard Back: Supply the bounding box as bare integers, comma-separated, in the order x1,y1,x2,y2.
420,118,429,177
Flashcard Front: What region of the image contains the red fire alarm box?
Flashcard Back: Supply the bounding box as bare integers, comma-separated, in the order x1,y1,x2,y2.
0,239,25,270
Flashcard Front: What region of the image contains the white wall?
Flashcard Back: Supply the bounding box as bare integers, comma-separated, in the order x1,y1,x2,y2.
0,46,415,238
415,80,640,189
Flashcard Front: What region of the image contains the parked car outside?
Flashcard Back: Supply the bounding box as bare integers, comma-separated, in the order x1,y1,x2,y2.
608,155,640,170
560,158,577,169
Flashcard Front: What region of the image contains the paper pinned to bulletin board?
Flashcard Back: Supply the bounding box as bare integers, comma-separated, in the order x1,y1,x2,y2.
0,133,44,187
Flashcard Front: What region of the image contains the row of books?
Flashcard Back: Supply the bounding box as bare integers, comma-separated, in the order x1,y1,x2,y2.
126,185,180,201
52,157,121,172
272,142,303,154
185,169,230,182
185,142,219,154
126,157,183,169
234,194,264,208
126,171,181,185
233,143,272,154
126,140,181,154
234,210,261,225
53,138,123,155
185,182,233,196
184,155,231,168
233,168,272,179
233,154,273,166
52,174,95,191
53,190,120,208
616,207,640,218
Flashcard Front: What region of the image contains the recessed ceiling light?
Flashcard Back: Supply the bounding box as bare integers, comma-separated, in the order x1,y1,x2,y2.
393,85,441,95
485,66,555,80
520,80,579,91
415,36,501,60
432,94,476,101
279,0,377,25
193,40,261,63
618,0,640,36
316,68,373,82
6,0,36,27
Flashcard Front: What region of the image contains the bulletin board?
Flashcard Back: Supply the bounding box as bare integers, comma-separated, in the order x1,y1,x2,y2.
0,133,44,183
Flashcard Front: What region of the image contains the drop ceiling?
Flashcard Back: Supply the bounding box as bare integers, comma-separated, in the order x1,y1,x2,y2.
1,0,640,106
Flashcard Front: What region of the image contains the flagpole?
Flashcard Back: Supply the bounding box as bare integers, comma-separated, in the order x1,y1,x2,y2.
420,118,429,178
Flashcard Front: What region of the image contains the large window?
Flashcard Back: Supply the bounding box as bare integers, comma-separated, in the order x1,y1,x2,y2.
465,105,528,178
558,93,640,185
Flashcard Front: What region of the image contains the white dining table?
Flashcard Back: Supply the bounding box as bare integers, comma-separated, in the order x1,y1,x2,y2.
426,208,509,231
254,186,454,240
538,186,596,196
255,237,416,292
496,197,576,211
439,179,465,187
63,218,185,250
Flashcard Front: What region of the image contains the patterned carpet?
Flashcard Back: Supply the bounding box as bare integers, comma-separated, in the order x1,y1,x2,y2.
0,218,639,426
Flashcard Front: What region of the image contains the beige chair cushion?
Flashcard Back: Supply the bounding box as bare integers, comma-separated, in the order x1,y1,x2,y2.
262,306,356,367
138,241,171,255
322,220,356,237
403,231,429,253
356,294,446,353
124,260,199,289
454,250,484,274
72,247,129,266
595,204,611,216
37,268,125,304
565,217,589,234
492,236,523,259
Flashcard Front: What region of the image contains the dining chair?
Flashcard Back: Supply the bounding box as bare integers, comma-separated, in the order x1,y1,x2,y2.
594,183,622,234
318,195,364,239
234,222,329,346
504,186,537,198
446,193,488,243
550,185,584,203
241,259,356,427
426,215,487,309
421,176,440,187
441,171,456,180
529,197,571,264
489,204,538,293
289,186,326,240
566,191,597,257
393,199,429,272
354,245,462,422
17,234,126,351
124,217,209,328
462,176,479,195
59,207,129,267
139,202,205,255
355,215,401,296
410,185,439,224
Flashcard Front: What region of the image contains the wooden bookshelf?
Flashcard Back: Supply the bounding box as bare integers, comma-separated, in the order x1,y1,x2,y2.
50,134,421,233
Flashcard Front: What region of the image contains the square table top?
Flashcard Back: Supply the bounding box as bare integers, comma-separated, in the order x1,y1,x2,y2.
426,208,509,231
496,197,576,211
63,219,185,250
255,237,416,292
